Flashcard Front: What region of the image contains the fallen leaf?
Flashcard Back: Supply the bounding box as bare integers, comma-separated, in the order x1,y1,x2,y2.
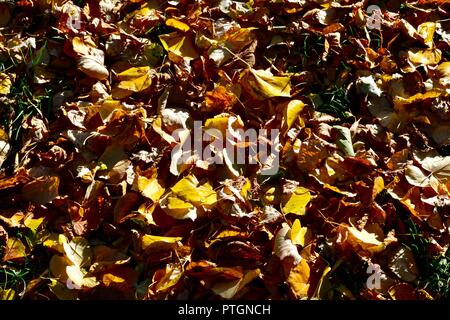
240,68,291,99
281,187,311,215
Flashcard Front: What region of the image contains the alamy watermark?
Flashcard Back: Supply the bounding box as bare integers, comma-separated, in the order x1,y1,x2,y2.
366,263,383,290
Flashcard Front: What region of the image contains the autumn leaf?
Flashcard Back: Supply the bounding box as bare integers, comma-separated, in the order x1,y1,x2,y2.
3,237,26,262
165,18,190,32
287,259,310,299
240,68,291,99
113,67,154,98
281,187,311,215
159,32,199,60
0,73,12,95
140,234,182,253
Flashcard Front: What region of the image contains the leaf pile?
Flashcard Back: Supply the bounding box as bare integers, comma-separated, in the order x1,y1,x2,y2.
0,0,450,300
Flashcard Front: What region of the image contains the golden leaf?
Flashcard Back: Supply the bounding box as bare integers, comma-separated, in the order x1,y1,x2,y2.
138,175,165,202
287,259,310,299
407,48,442,66
0,73,12,95
141,234,182,253
240,68,291,99
291,219,308,246
281,187,311,215
3,238,26,262
159,32,199,60
166,18,190,32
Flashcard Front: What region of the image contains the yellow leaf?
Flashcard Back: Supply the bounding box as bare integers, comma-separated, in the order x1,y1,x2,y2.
281,187,311,215
373,176,384,198
162,196,197,220
117,66,151,78
152,116,177,144
0,288,15,300
205,229,247,248
0,73,12,95
167,196,194,210
240,68,291,100
48,279,78,300
155,264,184,293
61,236,91,267
42,233,64,253
138,175,165,202
159,32,199,60
291,219,308,246
171,175,217,207
137,202,158,226
417,22,436,47
262,186,282,205
23,215,44,234
322,183,357,197
115,67,153,93
2,238,26,262
287,259,310,299
436,62,450,86
166,18,190,32
407,48,441,66
141,234,182,253
344,226,395,254
102,273,126,286
66,265,98,288
204,115,230,136
394,90,442,107
281,100,305,133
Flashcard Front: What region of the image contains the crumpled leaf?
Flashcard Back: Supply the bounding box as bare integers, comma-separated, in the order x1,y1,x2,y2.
340,225,397,254
77,55,109,80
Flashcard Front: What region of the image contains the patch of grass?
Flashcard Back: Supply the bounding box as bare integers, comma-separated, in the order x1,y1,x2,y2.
0,70,55,170
316,86,351,118
0,263,31,294
406,219,450,299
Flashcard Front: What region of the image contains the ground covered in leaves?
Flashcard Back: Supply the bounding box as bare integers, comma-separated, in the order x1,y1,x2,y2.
0,0,450,300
